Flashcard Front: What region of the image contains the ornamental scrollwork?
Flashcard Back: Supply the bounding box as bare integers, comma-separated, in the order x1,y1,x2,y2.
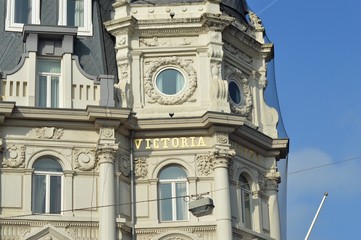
117,153,131,177
196,154,213,176
2,145,26,168
216,133,228,144
134,157,148,179
144,57,197,105
249,11,264,30
224,64,253,117
74,149,97,171
29,127,64,139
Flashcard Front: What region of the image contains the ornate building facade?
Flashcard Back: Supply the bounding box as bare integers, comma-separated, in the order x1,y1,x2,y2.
0,0,288,240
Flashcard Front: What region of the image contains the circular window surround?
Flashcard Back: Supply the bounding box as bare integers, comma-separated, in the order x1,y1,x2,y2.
154,68,186,96
144,57,197,105
225,65,253,116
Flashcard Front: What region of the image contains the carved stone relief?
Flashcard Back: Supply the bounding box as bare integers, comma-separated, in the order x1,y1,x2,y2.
117,153,131,177
144,57,197,105
2,145,26,168
224,64,253,116
28,127,64,139
140,37,194,47
74,149,97,171
196,154,213,176
216,133,228,144
248,11,264,30
134,157,148,179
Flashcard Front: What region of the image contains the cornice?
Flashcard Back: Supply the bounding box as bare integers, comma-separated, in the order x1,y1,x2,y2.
231,125,289,159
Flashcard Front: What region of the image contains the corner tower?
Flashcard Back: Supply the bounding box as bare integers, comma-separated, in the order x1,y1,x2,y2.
106,1,288,240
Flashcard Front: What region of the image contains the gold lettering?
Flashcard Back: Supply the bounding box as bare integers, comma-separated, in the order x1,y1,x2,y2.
172,138,179,148
190,137,195,147
134,139,143,149
153,138,159,149
197,137,206,147
161,138,170,148
145,139,151,149
180,137,188,148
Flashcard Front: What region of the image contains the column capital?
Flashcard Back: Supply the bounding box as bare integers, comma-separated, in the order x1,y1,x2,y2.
97,144,118,164
210,148,235,169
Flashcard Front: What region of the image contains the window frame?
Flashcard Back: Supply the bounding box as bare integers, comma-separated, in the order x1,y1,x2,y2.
238,174,253,229
32,158,63,215
228,79,243,106
36,59,62,108
158,165,189,222
5,0,40,32
58,0,93,36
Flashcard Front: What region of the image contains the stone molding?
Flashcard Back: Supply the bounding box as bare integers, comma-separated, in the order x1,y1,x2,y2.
74,149,97,171
144,57,197,105
224,64,253,116
224,42,252,64
2,145,26,168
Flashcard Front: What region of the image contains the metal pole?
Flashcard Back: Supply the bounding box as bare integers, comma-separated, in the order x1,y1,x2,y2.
304,192,328,240
130,130,135,240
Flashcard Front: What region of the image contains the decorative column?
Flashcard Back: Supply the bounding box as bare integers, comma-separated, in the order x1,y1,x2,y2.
211,148,235,240
97,144,118,240
265,165,281,240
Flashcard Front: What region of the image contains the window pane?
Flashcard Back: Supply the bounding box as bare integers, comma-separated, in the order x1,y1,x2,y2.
38,76,47,108
159,183,172,221
156,69,185,95
67,0,84,27
51,77,59,108
229,81,241,104
38,60,61,73
34,158,62,172
244,192,252,228
239,175,250,190
50,176,62,214
15,0,32,24
176,182,187,220
32,175,46,213
159,166,187,180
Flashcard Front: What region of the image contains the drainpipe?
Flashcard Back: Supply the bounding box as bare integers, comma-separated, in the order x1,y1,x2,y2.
130,130,136,240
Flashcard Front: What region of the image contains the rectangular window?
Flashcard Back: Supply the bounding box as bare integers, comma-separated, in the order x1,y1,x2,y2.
5,0,40,32
37,59,61,108
58,0,92,36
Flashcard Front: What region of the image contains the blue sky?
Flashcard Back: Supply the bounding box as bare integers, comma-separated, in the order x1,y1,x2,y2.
248,0,361,239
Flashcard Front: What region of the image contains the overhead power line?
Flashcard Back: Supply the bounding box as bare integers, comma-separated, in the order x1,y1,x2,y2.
288,155,361,175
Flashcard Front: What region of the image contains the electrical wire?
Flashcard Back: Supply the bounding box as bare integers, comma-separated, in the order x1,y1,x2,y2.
288,155,361,175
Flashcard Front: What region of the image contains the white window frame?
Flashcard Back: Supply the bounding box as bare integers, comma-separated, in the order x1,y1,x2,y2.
32,170,63,215
58,0,93,36
5,0,40,32
36,59,62,108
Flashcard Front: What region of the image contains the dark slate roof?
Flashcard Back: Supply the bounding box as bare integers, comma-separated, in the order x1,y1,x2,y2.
0,0,117,80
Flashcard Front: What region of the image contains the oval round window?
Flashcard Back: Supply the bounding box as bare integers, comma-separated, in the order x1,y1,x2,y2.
229,81,242,105
155,69,185,95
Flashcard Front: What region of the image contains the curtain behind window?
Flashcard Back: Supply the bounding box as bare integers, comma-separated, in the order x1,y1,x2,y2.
15,0,32,24
67,0,84,27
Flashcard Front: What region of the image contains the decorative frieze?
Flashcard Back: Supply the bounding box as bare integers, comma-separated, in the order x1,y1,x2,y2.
144,57,197,105
2,145,26,168
28,127,64,139
139,37,193,47
74,149,97,171
134,157,148,179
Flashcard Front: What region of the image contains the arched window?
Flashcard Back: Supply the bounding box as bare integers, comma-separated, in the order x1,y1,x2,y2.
158,165,188,221
32,157,63,214
239,174,252,229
